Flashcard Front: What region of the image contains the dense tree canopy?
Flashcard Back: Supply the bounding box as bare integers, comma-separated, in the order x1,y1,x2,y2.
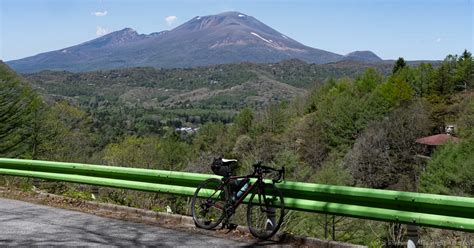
0,62,42,158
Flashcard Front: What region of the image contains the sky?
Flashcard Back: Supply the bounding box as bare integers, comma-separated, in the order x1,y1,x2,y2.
1,0,472,61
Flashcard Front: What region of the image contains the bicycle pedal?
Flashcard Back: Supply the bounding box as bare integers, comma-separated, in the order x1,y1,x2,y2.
220,220,229,230
226,223,238,230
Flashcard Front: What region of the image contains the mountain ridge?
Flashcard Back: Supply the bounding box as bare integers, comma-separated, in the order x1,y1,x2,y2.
7,11,380,73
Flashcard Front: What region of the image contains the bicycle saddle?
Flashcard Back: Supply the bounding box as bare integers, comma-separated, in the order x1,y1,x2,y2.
221,158,238,163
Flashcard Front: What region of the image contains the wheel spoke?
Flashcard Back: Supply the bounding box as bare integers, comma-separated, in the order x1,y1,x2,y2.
247,183,285,239
191,178,228,229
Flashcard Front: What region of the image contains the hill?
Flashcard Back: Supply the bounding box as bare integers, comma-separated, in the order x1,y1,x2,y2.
24,59,394,109
343,51,383,62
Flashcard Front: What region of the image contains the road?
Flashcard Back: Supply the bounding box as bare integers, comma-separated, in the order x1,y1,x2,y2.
0,198,245,247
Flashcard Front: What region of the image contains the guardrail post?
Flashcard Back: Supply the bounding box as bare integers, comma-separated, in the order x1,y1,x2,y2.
91,186,99,199
33,178,41,188
406,224,419,248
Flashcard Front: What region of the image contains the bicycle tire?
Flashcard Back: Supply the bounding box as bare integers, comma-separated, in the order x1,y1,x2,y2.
191,178,228,229
246,182,285,239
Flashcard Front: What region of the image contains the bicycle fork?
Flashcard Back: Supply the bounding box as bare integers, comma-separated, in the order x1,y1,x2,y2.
258,185,277,231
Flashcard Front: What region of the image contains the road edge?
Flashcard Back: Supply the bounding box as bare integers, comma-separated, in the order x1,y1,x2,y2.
0,187,365,248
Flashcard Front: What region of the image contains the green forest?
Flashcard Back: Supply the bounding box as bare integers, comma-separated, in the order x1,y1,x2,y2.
0,50,473,245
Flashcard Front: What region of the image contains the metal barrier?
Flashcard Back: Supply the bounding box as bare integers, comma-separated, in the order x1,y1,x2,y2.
0,158,472,232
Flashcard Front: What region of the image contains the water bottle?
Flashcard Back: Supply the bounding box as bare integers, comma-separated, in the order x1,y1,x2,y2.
236,180,250,199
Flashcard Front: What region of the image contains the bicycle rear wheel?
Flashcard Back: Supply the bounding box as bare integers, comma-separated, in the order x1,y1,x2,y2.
191,178,228,229
247,183,285,239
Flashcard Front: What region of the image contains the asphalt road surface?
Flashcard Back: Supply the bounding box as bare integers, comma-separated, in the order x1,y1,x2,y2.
0,198,245,247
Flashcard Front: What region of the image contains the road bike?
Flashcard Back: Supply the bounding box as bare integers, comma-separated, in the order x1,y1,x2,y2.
190,159,285,239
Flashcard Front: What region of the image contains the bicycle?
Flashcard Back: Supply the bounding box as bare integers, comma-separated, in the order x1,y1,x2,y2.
190,158,285,239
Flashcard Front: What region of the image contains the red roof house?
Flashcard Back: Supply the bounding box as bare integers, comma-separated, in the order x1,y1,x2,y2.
416,134,460,146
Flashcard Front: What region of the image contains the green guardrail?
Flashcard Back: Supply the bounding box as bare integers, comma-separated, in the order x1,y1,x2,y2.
0,158,473,232
1,158,472,218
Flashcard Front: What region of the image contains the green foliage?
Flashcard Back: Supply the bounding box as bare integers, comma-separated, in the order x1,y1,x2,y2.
392,57,407,74
272,150,309,181
261,102,289,134
413,63,435,97
193,122,234,155
432,59,456,95
156,133,193,170
234,108,254,134
345,100,432,189
103,189,137,207
419,94,474,196
64,188,94,201
232,135,254,156
313,152,353,185
418,137,474,196
283,211,384,245
0,62,43,158
456,94,474,137
103,134,192,170
103,136,161,168
314,80,366,150
455,49,474,91
372,73,414,110
355,68,383,94
35,101,96,162
305,78,335,114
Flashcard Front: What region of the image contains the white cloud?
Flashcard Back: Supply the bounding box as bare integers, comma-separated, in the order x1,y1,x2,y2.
92,10,108,17
165,15,178,26
436,37,442,43
96,26,109,36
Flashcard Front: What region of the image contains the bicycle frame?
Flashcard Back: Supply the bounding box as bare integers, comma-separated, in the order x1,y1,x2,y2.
193,162,285,239
220,173,271,210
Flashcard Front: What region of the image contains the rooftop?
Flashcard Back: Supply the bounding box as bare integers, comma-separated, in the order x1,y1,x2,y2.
415,134,460,146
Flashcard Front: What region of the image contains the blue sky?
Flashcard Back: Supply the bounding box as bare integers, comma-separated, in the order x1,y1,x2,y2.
1,0,472,61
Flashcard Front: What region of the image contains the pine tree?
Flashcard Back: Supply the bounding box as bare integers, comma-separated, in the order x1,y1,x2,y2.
392,57,407,74
0,62,42,157
456,49,473,91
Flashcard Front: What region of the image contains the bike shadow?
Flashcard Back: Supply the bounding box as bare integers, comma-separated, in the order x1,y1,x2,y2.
243,240,291,247
242,235,293,247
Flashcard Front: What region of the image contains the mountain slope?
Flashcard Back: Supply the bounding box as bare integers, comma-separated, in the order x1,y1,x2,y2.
343,51,383,63
7,12,377,73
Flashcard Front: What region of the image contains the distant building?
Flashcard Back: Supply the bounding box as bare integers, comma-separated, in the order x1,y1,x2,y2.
175,127,199,134
416,133,460,158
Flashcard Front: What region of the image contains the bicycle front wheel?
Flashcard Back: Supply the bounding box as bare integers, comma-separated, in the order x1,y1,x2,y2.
247,183,285,239
191,178,228,229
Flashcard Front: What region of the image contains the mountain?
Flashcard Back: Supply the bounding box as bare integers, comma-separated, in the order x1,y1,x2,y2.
7,11,379,73
343,51,383,63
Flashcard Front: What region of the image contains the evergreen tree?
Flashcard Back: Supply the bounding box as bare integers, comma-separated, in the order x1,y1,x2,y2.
414,63,434,97
0,62,42,158
456,49,473,91
392,57,407,74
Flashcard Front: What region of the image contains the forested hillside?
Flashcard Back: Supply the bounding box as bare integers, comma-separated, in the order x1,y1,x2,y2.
0,50,472,245
24,59,396,146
